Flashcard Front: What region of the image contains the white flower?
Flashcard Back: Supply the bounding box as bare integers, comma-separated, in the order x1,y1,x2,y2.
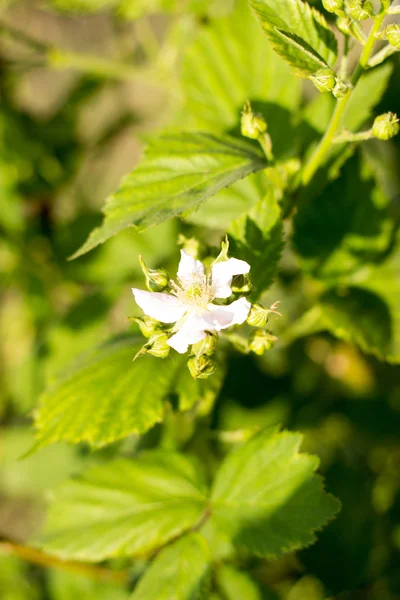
132,250,251,354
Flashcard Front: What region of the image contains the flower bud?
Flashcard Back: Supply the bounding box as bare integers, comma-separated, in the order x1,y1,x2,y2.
372,112,400,140
187,355,216,380
247,303,270,328
130,315,161,338
192,332,218,357
177,234,200,259
241,102,267,140
346,0,374,20
145,332,170,358
332,79,350,99
309,68,336,93
322,0,345,14
231,273,252,295
249,329,277,356
336,16,351,35
385,24,400,50
139,255,169,292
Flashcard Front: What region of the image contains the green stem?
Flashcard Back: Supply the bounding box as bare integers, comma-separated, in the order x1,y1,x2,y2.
301,7,388,186
333,128,373,143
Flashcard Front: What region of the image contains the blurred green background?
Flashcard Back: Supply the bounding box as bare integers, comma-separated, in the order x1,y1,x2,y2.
1,0,400,598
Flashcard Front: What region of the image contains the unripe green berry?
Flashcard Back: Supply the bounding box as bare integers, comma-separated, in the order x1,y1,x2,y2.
322,0,345,15
192,332,218,357
249,329,277,356
347,0,374,20
332,79,350,98
139,255,169,292
385,24,400,50
241,103,267,140
372,112,400,140
146,332,170,358
187,355,216,380
309,68,336,93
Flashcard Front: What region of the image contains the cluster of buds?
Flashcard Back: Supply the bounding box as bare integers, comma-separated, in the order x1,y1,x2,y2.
308,68,350,99
322,0,373,19
383,24,400,50
246,301,280,356
372,112,400,140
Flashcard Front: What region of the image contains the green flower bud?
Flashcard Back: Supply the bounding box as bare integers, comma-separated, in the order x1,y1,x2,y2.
231,273,252,295
336,16,351,35
145,332,170,358
372,112,400,140
309,68,336,93
347,0,374,20
192,332,218,357
322,0,345,14
177,234,200,259
241,102,267,140
385,24,400,50
249,329,277,356
247,303,270,328
187,355,216,380
332,79,350,99
130,315,161,338
139,255,169,292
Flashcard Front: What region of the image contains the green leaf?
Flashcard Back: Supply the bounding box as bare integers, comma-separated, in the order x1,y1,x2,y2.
130,533,211,600
34,335,184,449
37,454,208,561
175,361,226,413
215,565,275,600
71,133,267,258
249,0,337,74
342,62,394,132
293,156,394,279
229,190,284,299
181,1,301,133
286,288,392,360
48,569,129,600
210,428,340,557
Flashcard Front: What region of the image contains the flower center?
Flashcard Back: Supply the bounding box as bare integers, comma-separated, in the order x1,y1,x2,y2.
170,277,214,309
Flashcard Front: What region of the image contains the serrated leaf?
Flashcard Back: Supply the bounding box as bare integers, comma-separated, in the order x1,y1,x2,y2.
229,190,284,299
210,428,340,557
130,533,211,600
37,454,208,561
34,335,184,449
286,288,392,360
181,1,301,132
249,0,337,74
71,133,267,258
293,156,394,279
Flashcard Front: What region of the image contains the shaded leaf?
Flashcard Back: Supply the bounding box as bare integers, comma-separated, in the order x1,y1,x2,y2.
210,428,340,557
34,335,184,449
71,133,267,258
249,0,337,74
37,454,208,561
130,533,211,600
230,190,284,299
216,565,275,600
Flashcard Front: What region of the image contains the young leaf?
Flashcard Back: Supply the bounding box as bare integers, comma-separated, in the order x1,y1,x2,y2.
229,190,284,299
34,335,184,449
210,428,340,557
37,454,208,561
285,288,392,361
249,0,337,74
71,133,267,258
130,533,211,600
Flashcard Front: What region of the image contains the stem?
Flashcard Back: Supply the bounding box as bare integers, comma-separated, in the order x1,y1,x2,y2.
333,129,373,143
301,7,388,186
0,540,128,583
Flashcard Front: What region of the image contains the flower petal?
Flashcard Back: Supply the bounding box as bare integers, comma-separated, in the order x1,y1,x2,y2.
212,258,251,299
205,297,251,330
132,288,186,323
177,250,205,284
167,314,207,354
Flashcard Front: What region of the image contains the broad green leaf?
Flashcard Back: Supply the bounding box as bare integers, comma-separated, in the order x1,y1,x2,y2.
130,533,211,600
215,565,274,600
71,133,266,258
37,454,208,561
48,569,129,600
293,156,394,279
351,233,400,363
342,63,394,131
230,190,284,299
181,1,301,133
34,335,184,449
249,0,337,74
285,288,392,361
210,428,340,557
47,0,118,12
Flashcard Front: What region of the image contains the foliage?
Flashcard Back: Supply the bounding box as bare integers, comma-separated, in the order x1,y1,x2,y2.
1,0,400,598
